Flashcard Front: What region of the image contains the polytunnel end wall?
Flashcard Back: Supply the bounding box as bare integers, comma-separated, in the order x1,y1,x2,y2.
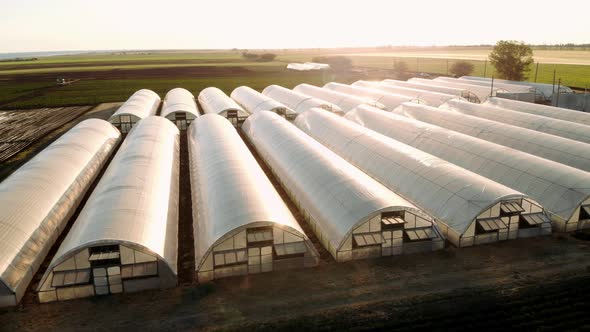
38,240,177,303
195,221,319,282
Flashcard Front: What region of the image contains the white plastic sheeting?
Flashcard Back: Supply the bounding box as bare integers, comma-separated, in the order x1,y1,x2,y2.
296,108,532,247
347,105,585,232
293,83,385,113
109,89,161,133
189,114,318,281
38,116,179,302
392,102,590,173
383,79,480,102
262,85,343,115
304,62,331,70
0,119,120,307
436,77,534,94
353,80,460,107
230,86,297,119
323,82,421,111
160,88,199,130
408,78,502,102
461,76,573,100
442,99,590,145
485,97,590,126
287,63,330,71
243,111,442,261
198,87,249,124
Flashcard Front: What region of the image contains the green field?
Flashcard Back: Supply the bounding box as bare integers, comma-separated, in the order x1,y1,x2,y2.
0,48,588,109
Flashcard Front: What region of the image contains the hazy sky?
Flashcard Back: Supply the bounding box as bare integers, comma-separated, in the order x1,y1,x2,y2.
1,0,589,52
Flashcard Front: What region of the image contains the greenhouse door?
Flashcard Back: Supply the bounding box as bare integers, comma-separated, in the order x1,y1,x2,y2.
247,245,273,274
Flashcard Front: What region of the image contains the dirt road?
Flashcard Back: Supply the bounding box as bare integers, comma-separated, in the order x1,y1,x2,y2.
1,234,589,331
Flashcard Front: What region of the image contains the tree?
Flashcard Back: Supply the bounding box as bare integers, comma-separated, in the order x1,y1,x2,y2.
258,53,277,62
489,40,534,81
449,61,474,77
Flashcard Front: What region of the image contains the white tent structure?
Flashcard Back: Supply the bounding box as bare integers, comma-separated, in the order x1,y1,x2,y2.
0,120,120,307
347,105,585,232
262,85,343,115
304,62,331,70
353,80,460,106
382,79,480,103
230,86,297,120
38,116,179,303
295,108,536,247
287,63,313,71
243,111,443,261
198,87,249,126
442,99,590,144
408,78,503,102
436,77,534,94
323,82,420,111
293,83,385,113
160,88,199,130
461,76,573,101
189,114,319,281
392,102,590,173
108,89,160,133
484,97,590,126
287,63,330,71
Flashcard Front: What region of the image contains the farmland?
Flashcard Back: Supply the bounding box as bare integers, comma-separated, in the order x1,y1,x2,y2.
1,47,590,331
1,47,589,109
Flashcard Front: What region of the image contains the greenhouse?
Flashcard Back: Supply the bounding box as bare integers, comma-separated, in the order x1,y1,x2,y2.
198,87,249,126
160,88,199,130
323,82,421,111
108,89,161,133
347,105,585,232
38,116,180,303
189,114,319,281
353,80,460,106
484,97,590,126
393,102,590,172
382,79,480,103
461,76,573,101
408,78,502,102
230,86,297,119
243,111,443,261
262,85,343,115
295,108,534,247
435,77,534,94
0,119,120,307
293,83,385,113
442,99,590,144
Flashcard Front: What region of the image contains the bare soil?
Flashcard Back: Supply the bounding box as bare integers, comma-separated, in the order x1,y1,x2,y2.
0,103,121,181
1,234,588,331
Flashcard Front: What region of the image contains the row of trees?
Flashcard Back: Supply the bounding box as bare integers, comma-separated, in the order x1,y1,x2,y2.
241,52,276,62
239,40,535,81
392,41,534,81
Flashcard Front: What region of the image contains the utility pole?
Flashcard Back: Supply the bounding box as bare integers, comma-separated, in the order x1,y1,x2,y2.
552,69,556,94
534,62,539,82
555,78,561,107
483,60,487,78
583,84,587,112
490,76,495,97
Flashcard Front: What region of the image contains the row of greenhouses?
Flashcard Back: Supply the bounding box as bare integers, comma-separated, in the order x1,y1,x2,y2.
1,77,589,306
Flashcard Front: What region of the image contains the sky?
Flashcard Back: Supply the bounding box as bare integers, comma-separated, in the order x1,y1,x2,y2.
0,0,589,53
